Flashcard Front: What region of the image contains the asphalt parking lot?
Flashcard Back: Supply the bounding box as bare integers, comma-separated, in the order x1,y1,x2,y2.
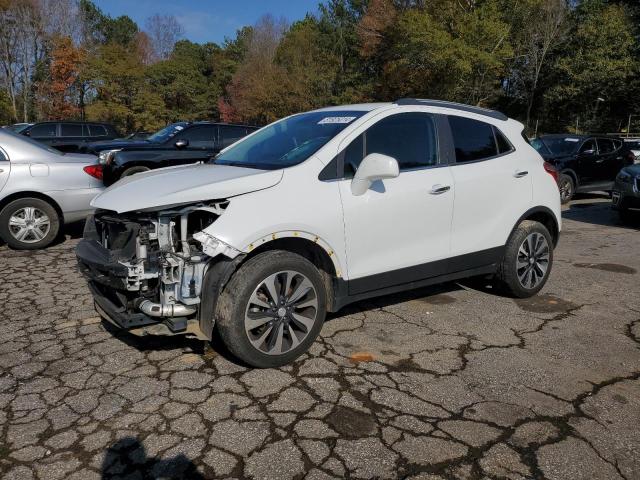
1,195,639,480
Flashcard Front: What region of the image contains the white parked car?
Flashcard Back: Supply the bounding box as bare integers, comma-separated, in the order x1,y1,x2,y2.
623,138,640,162
77,99,561,367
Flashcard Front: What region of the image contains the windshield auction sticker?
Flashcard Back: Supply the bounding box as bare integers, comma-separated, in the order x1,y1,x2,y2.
318,116,357,125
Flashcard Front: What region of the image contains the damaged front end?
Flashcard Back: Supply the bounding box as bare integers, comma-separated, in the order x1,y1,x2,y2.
76,200,241,338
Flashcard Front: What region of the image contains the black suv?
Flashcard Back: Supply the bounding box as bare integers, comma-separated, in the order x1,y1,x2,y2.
84,122,258,186
531,135,635,203
22,121,119,153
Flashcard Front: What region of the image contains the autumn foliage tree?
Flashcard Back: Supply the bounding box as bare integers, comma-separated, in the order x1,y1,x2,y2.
36,36,84,119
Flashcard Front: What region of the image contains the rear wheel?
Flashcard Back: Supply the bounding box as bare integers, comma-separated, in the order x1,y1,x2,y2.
0,197,60,249
496,220,553,298
558,174,574,204
215,251,327,368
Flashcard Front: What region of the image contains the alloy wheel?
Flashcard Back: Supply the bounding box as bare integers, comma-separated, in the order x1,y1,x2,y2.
244,270,318,356
559,178,573,202
516,232,550,289
8,207,51,243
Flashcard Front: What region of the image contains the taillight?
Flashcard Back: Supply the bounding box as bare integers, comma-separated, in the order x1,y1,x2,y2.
83,164,103,180
543,161,558,182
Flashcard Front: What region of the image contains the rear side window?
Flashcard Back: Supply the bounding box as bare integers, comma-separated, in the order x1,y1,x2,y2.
448,116,498,162
220,125,248,148
580,139,596,153
61,123,83,137
29,124,57,138
89,124,108,136
182,125,216,142
343,112,438,177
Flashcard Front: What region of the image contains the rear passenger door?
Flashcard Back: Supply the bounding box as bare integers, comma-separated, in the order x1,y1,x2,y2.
447,116,532,258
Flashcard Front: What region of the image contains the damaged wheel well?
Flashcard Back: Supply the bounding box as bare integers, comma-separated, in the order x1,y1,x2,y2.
245,237,337,277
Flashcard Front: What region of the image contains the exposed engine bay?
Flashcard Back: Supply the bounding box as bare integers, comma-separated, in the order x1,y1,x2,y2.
78,200,240,335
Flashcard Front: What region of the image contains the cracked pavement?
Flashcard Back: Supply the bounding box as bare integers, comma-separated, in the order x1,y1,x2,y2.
1,195,639,480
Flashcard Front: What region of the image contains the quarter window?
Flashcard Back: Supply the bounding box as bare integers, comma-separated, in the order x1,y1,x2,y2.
343,112,438,177
495,128,513,154
448,116,498,162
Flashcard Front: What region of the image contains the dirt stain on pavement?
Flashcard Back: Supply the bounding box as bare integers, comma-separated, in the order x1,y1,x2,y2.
573,263,637,274
326,406,377,437
515,294,577,314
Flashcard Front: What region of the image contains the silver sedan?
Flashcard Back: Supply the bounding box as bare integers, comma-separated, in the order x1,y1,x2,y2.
0,129,103,249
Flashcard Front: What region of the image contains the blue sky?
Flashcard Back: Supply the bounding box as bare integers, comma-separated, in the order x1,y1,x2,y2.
94,0,321,44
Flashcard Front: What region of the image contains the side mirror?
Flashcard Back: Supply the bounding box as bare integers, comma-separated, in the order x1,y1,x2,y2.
351,153,399,196
23,130,30,137
175,139,189,148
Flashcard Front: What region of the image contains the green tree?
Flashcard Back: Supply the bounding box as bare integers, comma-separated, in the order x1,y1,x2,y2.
546,0,636,131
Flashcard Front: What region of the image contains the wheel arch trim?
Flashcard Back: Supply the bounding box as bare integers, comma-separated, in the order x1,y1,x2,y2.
0,191,64,223
511,206,560,247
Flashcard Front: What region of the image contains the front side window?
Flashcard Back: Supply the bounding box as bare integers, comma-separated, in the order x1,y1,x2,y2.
214,110,366,170
449,116,498,162
180,125,215,143
343,112,438,177
29,123,57,138
61,124,83,137
579,139,596,154
597,138,615,154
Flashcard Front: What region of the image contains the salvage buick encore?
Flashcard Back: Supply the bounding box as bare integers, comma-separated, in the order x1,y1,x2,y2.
77,99,561,367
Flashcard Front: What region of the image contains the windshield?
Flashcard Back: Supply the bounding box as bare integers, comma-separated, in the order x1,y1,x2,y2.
214,110,366,169
538,137,581,156
148,122,189,143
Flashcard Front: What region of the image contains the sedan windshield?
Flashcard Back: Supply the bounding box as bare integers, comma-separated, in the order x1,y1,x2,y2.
538,137,581,156
148,123,189,143
214,111,366,169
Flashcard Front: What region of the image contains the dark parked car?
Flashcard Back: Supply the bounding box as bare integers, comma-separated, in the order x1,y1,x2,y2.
22,121,119,153
612,164,640,221
531,134,635,203
85,121,258,186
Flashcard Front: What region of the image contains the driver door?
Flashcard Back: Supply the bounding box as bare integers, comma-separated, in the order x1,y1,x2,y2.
171,125,217,165
337,112,454,295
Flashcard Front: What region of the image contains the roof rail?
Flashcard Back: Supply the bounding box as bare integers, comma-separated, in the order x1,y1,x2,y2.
394,98,508,121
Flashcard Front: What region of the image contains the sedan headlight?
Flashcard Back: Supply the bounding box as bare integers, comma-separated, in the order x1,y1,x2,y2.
98,149,121,165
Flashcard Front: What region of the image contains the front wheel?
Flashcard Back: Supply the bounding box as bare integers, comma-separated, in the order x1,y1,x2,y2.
214,251,327,368
0,197,60,250
496,220,553,298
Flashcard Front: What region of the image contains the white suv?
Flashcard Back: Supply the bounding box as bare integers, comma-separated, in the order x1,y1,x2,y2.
77,99,561,367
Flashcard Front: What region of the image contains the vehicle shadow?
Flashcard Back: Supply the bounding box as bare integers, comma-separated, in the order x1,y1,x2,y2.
101,437,205,479
562,194,640,230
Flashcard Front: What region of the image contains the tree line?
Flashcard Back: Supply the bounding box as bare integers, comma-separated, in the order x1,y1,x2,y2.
0,0,638,135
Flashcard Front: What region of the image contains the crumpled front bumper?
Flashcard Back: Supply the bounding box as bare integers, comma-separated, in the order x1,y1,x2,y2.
76,239,158,331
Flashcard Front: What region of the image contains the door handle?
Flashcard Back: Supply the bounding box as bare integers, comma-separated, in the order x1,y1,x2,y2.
430,184,451,194
595,159,604,163
514,170,528,178
0,168,4,173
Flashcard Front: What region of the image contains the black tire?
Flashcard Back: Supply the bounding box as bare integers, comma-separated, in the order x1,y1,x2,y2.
0,197,60,250
496,220,553,298
121,166,150,178
558,174,575,204
618,207,635,223
214,250,327,368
